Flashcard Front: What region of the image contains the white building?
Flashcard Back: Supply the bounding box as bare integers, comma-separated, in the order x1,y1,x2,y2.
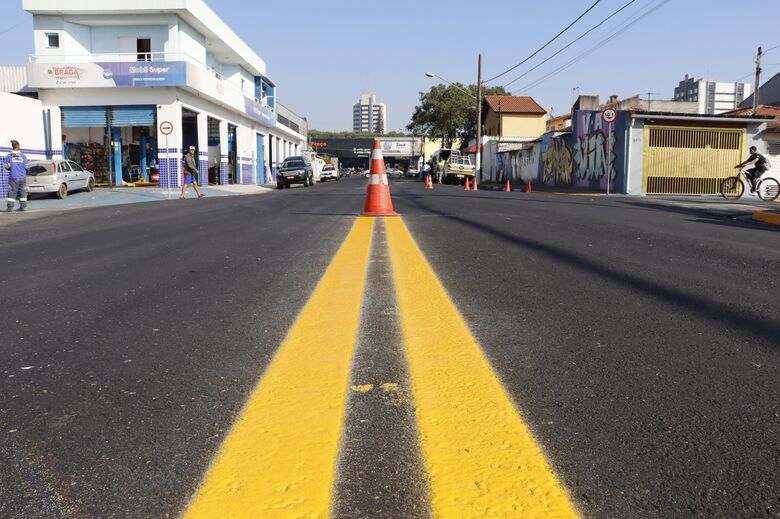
18,0,307,188
352,93,386,134
674,74,752,115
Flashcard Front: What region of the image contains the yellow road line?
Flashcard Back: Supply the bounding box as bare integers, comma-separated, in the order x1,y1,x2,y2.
184,218,373,519
385,217,580,518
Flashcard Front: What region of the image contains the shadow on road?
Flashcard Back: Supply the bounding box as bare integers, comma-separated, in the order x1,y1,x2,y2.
405,196,780,350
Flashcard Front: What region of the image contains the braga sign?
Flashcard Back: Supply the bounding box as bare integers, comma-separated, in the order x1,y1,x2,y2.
26,61,186,89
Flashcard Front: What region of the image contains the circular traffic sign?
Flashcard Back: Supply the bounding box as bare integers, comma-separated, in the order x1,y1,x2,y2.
159,120,174,135
602,109,617,124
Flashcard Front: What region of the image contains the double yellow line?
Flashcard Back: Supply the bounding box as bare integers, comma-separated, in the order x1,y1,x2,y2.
184,217,579,518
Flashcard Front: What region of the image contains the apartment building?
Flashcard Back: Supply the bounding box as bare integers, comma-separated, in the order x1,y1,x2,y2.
674,74,752,115
352,93,386,134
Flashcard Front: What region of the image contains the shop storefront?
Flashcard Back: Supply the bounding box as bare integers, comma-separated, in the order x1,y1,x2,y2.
62,105,158,186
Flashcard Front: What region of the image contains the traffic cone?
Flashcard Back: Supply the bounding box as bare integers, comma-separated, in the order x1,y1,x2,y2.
505,180,511,192
464,178,471,191
525,180,532,193
472,178,478,191
362,140,398,216
425,174,433,189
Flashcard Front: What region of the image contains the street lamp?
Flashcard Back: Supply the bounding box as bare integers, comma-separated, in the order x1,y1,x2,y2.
424,54,483,185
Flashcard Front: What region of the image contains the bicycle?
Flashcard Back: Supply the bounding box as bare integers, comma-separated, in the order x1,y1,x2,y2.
719,166,780,201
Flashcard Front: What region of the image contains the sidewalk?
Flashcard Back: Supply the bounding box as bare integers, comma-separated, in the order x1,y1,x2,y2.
0,184,274,227
11,184,273,212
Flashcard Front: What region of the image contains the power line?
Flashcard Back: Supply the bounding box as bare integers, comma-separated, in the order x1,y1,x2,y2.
484,0,604,84
0,16,28,38
503,0,639,89
512,0,673,95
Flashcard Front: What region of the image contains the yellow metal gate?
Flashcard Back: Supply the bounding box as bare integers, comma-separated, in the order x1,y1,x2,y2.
643,126,745,195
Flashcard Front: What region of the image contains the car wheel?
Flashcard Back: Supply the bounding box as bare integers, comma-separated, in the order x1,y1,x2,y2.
86,178,95,192
277,183,284,190
56,183,68,199
284,184,290,189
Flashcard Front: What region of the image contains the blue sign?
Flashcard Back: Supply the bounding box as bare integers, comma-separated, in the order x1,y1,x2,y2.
244,96,277,127
97,61,186,87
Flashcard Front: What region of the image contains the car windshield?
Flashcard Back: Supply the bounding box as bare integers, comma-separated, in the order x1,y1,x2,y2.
323,166,334,170
282,160,305,169
27,163,55,176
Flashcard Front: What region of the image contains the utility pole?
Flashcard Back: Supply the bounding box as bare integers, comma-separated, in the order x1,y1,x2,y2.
475,53,483,185
754,46,762,111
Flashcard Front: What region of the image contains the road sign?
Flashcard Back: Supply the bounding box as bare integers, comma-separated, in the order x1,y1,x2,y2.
159,120,174,135
602,109,617,124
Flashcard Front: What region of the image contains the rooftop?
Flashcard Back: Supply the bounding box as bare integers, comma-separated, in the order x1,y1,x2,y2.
483,96,547,115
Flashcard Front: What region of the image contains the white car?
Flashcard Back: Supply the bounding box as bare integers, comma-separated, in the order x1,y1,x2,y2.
26,160,96,199
320,164,340,181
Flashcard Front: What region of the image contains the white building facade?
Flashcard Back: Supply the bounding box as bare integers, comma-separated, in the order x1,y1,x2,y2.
20,0,307,189
674,74,752,115
352,93,386,134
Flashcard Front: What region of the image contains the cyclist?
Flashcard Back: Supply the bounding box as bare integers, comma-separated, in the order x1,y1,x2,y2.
736,146,769,192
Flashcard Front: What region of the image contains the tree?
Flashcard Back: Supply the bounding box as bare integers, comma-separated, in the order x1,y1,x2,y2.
407,84,510,148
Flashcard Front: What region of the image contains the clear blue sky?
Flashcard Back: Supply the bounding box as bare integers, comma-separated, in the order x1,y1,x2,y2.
1,0,778,131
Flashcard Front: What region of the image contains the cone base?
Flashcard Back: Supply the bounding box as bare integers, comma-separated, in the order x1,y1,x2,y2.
361,211,399,217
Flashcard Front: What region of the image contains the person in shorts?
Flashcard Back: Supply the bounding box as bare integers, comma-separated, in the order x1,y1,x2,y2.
736,146,769,192
180,145,205,199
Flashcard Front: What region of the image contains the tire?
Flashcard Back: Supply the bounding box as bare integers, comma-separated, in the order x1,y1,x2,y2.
284,184,290,189
757,177,780,201
86,178,95,192
277,183,284,190
56,183,68,199
719,176,743,200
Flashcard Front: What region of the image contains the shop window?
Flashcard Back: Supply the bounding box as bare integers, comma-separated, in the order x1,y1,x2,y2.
46,33,60,48
137,38,151,61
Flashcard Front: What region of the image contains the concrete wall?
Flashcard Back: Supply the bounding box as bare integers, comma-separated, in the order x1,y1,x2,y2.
178,19,206,63
91,25,169,56
484,111,546,138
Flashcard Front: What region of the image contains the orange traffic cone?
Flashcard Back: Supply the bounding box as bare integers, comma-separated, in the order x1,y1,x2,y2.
525,180,532,193
505,180,511,192
424,174,432,189
472,178,478,191
464,178,471,191
362,140,398,216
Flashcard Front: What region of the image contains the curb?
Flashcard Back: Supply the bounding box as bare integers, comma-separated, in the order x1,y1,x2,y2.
752,210,780,227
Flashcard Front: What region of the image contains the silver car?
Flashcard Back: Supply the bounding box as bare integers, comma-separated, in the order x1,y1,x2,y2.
26,160,96,199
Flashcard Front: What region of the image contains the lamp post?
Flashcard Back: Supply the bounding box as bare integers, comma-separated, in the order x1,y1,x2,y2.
425,53,483,185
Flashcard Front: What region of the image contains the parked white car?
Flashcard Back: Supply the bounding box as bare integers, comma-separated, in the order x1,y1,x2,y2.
26,160,96,199
320,164,340,181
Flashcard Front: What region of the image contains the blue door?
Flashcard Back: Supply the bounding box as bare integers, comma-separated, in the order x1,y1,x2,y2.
256,133,266,184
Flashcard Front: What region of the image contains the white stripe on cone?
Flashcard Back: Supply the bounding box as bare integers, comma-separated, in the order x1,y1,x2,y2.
371,149,383,160
369,174,388,185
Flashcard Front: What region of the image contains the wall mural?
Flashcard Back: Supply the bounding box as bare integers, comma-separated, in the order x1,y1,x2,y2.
542,137,573,186
572,111,616,188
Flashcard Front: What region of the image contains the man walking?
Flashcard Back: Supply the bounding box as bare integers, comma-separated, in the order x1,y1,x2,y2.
4,140,29,212
180,145,205,199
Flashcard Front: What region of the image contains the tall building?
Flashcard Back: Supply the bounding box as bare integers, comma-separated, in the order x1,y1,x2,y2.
353,93,387,134
674,74,752,115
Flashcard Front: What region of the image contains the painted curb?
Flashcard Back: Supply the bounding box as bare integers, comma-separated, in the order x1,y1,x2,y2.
752,211,780,227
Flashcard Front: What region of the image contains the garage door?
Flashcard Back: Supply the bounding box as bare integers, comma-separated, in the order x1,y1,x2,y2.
62,106,107,128
110,106,156,127
643,126,745,195
766,135,780,170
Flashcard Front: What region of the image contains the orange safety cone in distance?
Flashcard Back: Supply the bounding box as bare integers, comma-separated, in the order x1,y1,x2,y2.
464,178,471,191
425,174,433,189
362,139,398,216
525,180,532,193
472,177,478,191
505,180,511,192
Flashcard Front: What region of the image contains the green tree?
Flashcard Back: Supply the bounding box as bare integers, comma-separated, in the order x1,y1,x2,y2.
407,84,509,148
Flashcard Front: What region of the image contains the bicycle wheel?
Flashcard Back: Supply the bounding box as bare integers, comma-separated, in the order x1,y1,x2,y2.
757,177,780,201
719,176,744,200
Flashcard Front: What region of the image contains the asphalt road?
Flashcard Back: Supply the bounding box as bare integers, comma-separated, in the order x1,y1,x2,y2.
0,176,778,518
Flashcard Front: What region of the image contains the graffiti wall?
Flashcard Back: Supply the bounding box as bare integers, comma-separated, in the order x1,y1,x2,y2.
539,110,628,192
488,141,540,184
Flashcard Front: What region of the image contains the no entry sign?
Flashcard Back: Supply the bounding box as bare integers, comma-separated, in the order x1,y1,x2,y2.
159,120,174,135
